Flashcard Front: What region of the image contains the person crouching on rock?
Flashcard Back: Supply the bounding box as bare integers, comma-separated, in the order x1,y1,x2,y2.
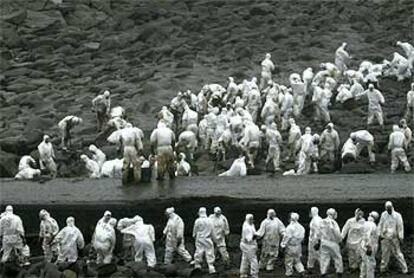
150,121,176,180
58,115,83,150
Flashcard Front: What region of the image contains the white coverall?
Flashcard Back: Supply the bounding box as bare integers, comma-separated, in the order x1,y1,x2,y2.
81,155,100,178
341,216,366,270
240,217,259,278
182,106,198,133
246,89,261,123
296,133,316,175
101,159,123,178
342,138,357,162
38,137,57,177
290,74,306,117
15,167,41,180
176,130,197,160
265,126,283,171
261,96,279,125
256,214,286,271
0,209,25,263
335,43,350,72
357,87,385,126
378,208,408,273
359,217,379,278
92,218,117,264
313,86,331,122
58,115,82,149
336,85,353,104
209,212,230,265
287,121,302,160
260,55,275,90
158,107,174,128
302,68,314,96
163,213,192,264
307,210,323,269
54,218,85,263
320,127,340,162
280,217,305,276
240,121,261,167
388,128,411,173
89,145,106,170
176,153,191,176
39,210,59,262
193,209,216,273
318,215,343,275
18,155,35,172
122,220,156,267
219,156,247,176
353,130,376,162
281,91,294,131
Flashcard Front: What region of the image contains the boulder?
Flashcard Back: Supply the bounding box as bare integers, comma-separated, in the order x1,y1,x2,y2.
24,10,66,32
1,9,27,25
0,149,19,177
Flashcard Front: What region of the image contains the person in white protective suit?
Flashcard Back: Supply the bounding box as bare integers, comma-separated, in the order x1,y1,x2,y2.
80,154,100,178
280,87,294,131
163,207,192,264
38,135,57,177
181,104,198,134
261,95,279,126
107,107,128,131
396,41,414,70
192,207,216,274
256,209,286,271
39,209,59,262
296,127,318,175
341,208,366,271
320,123,340,162
184,89,198,111
265,123,282,172
121,216,156,268
92,211,117,264
92,90,111,132
341,137,358,164
260,53,275,90
240,214,259,278
150,121,176,180
378,201,408,274
350,79,365,99
280,213,305,277
17,155,36,172
170,92,187,130
58,115,83,149
399,118,412,146
388,125,411,173
285,118,301,161
336,84,353,104
15,163,41,180
226,77,239,103
101,158,123,178
15,166,41,180
335,42,350,72
117,216,140,261
320,62,340,79
307,207,323,272
290,73,306,117
176,130,197,161
312,84,332,123
406,83,414,123
197,88,208,116
386,52,412,81
357,84,385,127
53,216,84,264
89,144,106,170
176,153,191,176
359,211,379,278
350,130,376,162
219,156,247,176
239,120,261,168
158,106,175,129
246,88,262,123
118,124,144,183
0,206,27,264
214,108,229,151
302,67,314,96
209,207,230,267
205,108,218,152
344,70,364,85
316,208,343,277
